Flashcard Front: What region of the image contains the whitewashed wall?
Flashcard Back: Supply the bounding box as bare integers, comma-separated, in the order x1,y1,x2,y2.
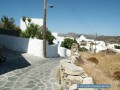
0,35,58,58
46,44,58,58
58,47,71,57
20,18,43,31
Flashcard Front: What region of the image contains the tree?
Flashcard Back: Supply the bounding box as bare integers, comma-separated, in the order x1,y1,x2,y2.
1,16,9,29
0,15,21,30
22,16,32,28
22,16,27,27
61,38,77,49
27,18,31,24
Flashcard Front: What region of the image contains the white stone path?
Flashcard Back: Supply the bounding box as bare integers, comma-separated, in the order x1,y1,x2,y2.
0,49,64,90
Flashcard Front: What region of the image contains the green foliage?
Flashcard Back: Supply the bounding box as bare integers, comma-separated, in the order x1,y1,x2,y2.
46,30,55,45
61,38,77,49
114,45,120,49
0,28,21,37
27,18,31,23
21,23,55,45
21,23,40,38
79,47,88,52
22,16,26,22
0,16,21,30
61,38,88,52
0,16,21,36
22,16,32,27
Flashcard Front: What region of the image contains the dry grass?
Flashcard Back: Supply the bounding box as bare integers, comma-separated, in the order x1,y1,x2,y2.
79,52,120,90
55,66,61,84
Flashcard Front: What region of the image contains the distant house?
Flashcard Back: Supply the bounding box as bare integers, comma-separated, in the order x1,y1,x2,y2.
96,41,106,47
77,35,86,42
20,18,43,31
76,35,87,45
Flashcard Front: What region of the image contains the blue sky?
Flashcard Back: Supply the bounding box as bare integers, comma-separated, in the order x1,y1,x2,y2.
0,0,120,36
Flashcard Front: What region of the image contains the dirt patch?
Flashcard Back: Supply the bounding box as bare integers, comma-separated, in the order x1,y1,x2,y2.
80,52,120,90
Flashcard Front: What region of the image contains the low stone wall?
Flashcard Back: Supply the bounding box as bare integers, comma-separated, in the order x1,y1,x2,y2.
59,43,95,90
60,60,94,90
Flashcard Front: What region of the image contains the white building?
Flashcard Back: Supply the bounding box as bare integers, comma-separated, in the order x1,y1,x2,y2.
52,32,58,44
57,36,65,46
77,35,86,42
96,41,106,47
20,18,43,31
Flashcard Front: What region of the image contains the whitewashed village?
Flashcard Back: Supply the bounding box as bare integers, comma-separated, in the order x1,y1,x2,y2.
0,17,120,90
19,18,120,57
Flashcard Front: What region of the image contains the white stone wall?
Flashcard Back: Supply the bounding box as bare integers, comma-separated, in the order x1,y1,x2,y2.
58,47,71,57
46,44,58,58
58,47,66,57
0,34,58,58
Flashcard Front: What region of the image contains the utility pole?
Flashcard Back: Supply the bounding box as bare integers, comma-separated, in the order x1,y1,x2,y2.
94,33,97,54
43,0,47,57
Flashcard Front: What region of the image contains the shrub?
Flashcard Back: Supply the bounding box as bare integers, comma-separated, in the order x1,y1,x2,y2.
114,45,120,49
0,28,21,37
21,23,55,45
61,38,77,49
79,47,88,52
21,23,40,38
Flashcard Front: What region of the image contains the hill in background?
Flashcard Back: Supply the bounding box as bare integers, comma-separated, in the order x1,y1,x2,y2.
59,32,120,44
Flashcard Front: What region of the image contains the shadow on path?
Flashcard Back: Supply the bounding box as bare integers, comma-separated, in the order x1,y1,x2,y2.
0,48,31,75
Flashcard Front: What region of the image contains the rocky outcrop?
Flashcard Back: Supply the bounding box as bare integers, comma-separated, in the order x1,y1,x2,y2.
70,43,84,65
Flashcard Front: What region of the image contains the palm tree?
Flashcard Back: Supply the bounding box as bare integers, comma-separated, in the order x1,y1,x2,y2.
0,15,21,31
22,16,27,27
1,16,9,29
27,18,31,23
27,18,31,26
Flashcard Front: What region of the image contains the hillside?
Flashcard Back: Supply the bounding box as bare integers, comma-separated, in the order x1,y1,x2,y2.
96,36,120,44
59,32,120,44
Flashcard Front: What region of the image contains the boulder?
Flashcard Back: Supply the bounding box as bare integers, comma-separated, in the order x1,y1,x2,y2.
61,61,84,76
